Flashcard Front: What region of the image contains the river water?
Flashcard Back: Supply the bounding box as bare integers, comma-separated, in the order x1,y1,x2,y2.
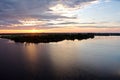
0,36,120,80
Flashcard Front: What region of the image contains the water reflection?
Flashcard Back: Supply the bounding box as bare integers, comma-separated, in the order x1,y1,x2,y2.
50,41,79,73
0,36,120,80
23,43,38,73
22,43,55,79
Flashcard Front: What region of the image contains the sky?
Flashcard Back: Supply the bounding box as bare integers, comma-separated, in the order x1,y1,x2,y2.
0,0,120,33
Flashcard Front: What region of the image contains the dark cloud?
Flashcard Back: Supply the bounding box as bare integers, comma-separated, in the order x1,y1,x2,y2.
0,0,98,28
56,22,79,25
61,0,98,7
58,22,97,25
0,19,21,26
0,0,98,14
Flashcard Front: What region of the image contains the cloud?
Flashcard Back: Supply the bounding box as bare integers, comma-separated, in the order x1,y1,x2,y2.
0,0,99,15
0,0,99,28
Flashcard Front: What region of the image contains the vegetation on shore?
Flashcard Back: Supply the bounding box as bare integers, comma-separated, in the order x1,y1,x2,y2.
0,33,94,43
1,33,120,43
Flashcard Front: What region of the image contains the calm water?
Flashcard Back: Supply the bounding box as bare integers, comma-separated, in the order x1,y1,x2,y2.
0,36,120,80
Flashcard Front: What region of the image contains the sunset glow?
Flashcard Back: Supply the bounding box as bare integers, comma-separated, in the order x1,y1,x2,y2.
0,0,120,33
31,29,39,33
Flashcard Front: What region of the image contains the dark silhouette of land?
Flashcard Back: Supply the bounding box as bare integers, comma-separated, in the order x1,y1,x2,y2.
94,33,120,36
0,33,120,43
0,33,94,43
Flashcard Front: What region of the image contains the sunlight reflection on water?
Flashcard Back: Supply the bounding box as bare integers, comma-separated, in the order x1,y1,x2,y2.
0,36,120,80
